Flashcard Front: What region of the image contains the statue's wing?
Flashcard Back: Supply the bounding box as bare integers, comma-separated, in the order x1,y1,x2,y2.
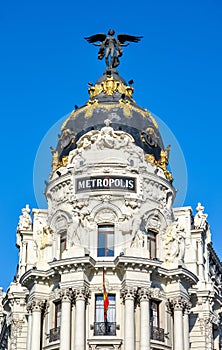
84,33,107,43
117,34,143,44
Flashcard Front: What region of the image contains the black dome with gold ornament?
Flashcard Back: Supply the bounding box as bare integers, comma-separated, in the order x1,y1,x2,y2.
51,30,172,182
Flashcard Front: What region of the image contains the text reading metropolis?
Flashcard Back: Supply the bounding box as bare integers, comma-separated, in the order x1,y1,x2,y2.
76,176,136,193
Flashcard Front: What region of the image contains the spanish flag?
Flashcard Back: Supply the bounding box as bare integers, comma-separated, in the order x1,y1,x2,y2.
103,269,109,321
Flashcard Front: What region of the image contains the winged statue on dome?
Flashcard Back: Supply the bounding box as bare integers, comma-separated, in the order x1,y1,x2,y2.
84,29,143,70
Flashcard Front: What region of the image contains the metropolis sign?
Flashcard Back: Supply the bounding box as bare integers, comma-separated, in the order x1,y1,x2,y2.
76,176,136,193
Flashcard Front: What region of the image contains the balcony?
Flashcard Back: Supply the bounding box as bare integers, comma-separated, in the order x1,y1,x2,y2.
94,322,116,336
49,326,60,342
150,326,164,342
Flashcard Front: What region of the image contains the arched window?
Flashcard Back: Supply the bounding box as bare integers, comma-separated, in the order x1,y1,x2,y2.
97,224,114,257
147,229,157,259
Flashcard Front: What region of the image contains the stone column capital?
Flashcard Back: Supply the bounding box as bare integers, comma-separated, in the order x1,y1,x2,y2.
169,296,187,312
59,288,74,302
121,287,137,302
75,287,90,301
27,298,47,312
138,288,151,303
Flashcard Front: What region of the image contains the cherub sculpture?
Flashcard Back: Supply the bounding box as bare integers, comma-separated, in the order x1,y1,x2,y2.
85,29,143,69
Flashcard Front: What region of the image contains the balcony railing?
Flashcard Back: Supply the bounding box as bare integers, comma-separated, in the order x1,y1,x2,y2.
150,326,164,342
49,326,60,342
94,322,116,336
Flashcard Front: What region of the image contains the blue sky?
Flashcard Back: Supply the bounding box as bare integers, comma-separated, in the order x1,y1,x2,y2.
1,0,222,290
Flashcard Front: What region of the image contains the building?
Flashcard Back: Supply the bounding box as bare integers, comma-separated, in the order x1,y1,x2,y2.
0,32,222,350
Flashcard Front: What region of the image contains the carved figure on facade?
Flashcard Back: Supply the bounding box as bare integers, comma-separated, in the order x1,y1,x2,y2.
194,202,208,229
66,209,91,248
97,119,117,149
77,130,99,150
131,229,145,248
35,226,53,262
67,211,81,247
17,204,32,232
76,120,134,153
165,220,186,263
128,215,150,249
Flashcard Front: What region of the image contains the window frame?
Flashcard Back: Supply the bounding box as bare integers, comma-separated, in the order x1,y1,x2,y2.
95,293,116,323
59,230,67,258
54,300,61,328
150,299,160,328
147,229,157,259
97,224,114,257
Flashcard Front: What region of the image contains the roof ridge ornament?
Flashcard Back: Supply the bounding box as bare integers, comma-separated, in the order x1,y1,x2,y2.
84,29,143,73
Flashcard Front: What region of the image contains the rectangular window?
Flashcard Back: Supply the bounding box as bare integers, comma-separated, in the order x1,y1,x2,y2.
147,230,157,259
98,225,114,257
95,294,116,322
60,231,67,258
150,300,164,342
94,294,116,336
54,301,61,328
150,300,159,327
49,301,61,342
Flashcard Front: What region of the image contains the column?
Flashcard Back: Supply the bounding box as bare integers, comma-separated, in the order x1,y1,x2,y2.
172,297,184,350
197,239,204,281
121,288,136,350
183,302,191,350
74,288,89,350
30,300,45,350
139,288,150,350
60,289,73,350
21,242,27,275
26,306,32,350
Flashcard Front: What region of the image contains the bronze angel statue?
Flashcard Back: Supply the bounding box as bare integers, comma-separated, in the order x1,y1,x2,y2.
84,29,143,69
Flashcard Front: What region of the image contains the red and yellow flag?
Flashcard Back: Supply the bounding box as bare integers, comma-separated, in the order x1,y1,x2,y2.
103,269,109,320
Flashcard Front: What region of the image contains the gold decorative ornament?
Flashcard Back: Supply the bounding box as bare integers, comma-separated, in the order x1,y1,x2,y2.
51,149,59,173
145,147,173,181
88,77,135,100
119,99,131,117
103,77,119,96
144,154,155,164
61,98,157,130
61,156,69,166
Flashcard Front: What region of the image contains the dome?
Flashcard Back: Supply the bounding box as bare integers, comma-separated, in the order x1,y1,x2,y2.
52,71,172,181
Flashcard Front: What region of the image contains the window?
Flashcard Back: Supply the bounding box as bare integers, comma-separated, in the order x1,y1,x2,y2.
150,300,164,342
49,301,61,342
94,294,116,335
150,300,159,328
97,225,114,257
147,230,157,259
60,231,67,258
95,294,116,322
54,301,61,328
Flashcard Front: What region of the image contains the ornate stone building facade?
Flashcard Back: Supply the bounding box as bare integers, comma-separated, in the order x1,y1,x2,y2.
0,47,222,350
